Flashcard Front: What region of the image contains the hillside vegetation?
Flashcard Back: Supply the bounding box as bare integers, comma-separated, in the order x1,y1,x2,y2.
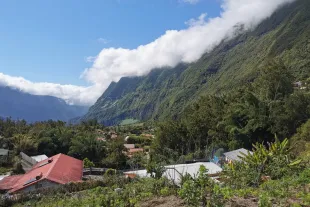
1,0,310,206
81,0,310,126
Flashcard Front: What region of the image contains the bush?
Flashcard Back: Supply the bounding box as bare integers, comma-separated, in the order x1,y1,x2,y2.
222,138,302,188
178,165,224,207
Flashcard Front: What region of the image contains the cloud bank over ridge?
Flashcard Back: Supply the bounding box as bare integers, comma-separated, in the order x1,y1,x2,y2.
0,0,296,106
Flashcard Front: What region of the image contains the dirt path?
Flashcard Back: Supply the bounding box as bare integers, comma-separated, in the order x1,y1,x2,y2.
139,196,186,207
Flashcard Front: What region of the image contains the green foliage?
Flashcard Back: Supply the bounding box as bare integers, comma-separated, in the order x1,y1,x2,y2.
179,165,225,207
12,177,175,207
102,139,128,169
12,134,37,156
152,60,310,162
81,0,310,127
12,156,24,174
125,135,152,146
83,158,95,168
223,138,302,188
0,167,11,174
146,162,166,179
120,119,139,126
104,168,117,176
258,192,272,207
69,133,106,163
126,152,147,169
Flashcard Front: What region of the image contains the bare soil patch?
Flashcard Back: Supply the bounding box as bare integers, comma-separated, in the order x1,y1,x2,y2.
139,196,186,207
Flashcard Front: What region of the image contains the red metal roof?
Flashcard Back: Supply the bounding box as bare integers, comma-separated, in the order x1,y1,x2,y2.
0,175,23,190
0,154,83,194
129,148,144,153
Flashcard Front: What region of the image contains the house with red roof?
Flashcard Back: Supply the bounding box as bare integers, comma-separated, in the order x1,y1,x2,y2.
127,148,144,158
0,153,83,194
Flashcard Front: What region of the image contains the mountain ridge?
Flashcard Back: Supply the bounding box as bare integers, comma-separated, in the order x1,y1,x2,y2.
0,86,88,122
81,0,310,126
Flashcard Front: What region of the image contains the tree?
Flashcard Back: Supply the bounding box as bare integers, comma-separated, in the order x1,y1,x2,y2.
127,152,146,170
12,134,37,155
146,162,166,179
69,133,106,163
102,139,128,169
83,158,95,168
253,61,294,101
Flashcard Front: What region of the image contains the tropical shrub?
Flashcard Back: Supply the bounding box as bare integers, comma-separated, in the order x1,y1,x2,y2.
223,138,302,188
178,165,224,207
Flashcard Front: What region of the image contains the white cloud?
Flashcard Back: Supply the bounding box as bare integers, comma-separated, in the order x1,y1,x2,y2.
0,0,296,106
0,73,104,106
185,13,207,27
97,38,109,44
182,0,201,5
85,56,97,63
82,0,295,86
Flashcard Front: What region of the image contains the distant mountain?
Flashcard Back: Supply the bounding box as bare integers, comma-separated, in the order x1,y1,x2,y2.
81,0,310,126
0,86,88,122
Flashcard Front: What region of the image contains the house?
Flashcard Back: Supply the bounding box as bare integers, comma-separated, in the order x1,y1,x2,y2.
0,149,9,163
96,137,106,142
124,144,135,150
141,134,155,138
124,162,222,184
127,148,144,158
0,175,23,193
0,153,83,194
223,148,253,163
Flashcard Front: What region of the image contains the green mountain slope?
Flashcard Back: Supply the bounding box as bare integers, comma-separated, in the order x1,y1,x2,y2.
82,0,310,126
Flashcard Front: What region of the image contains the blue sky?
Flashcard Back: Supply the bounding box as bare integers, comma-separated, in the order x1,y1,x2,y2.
0,0,291,105
0,0,221,86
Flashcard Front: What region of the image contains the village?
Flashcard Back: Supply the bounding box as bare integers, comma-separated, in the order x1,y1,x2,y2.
0,138,251,196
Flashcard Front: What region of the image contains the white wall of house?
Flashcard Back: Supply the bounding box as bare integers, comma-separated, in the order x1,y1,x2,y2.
19,180,59,194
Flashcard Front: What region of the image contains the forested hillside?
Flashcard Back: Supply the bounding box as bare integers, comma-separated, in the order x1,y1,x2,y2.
81,0,310,126
0,86,88,122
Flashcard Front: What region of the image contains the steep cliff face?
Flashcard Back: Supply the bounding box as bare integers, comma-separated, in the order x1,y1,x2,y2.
0,86,88,122
82,0,310,126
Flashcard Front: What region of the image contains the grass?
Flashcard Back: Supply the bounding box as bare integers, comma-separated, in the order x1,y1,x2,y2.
120,119,140,126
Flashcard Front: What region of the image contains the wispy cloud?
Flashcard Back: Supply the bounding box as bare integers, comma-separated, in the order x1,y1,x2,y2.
185,13,207,27
0,73,103,106
97,38,109,44
85,56,97,63
0,0,296,106
181,0,201,5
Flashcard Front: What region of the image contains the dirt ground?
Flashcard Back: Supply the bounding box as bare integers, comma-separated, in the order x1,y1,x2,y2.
225,197,258,207
139,196,186,207
139,196,261,207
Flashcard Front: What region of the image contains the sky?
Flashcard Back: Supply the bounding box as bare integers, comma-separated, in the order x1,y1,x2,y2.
0,0,296,106
0,0,220,86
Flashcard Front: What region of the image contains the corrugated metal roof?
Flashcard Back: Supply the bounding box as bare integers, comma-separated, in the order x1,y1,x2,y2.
124,162,222,184
2,153,83,194
124,144,135,149
223,148,252,161
0,175,23,190
129,148,144,153
0,174,9,181
0,149,9,156
31,155,48,162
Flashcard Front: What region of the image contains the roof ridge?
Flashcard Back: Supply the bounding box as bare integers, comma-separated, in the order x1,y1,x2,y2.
45,153,61,180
